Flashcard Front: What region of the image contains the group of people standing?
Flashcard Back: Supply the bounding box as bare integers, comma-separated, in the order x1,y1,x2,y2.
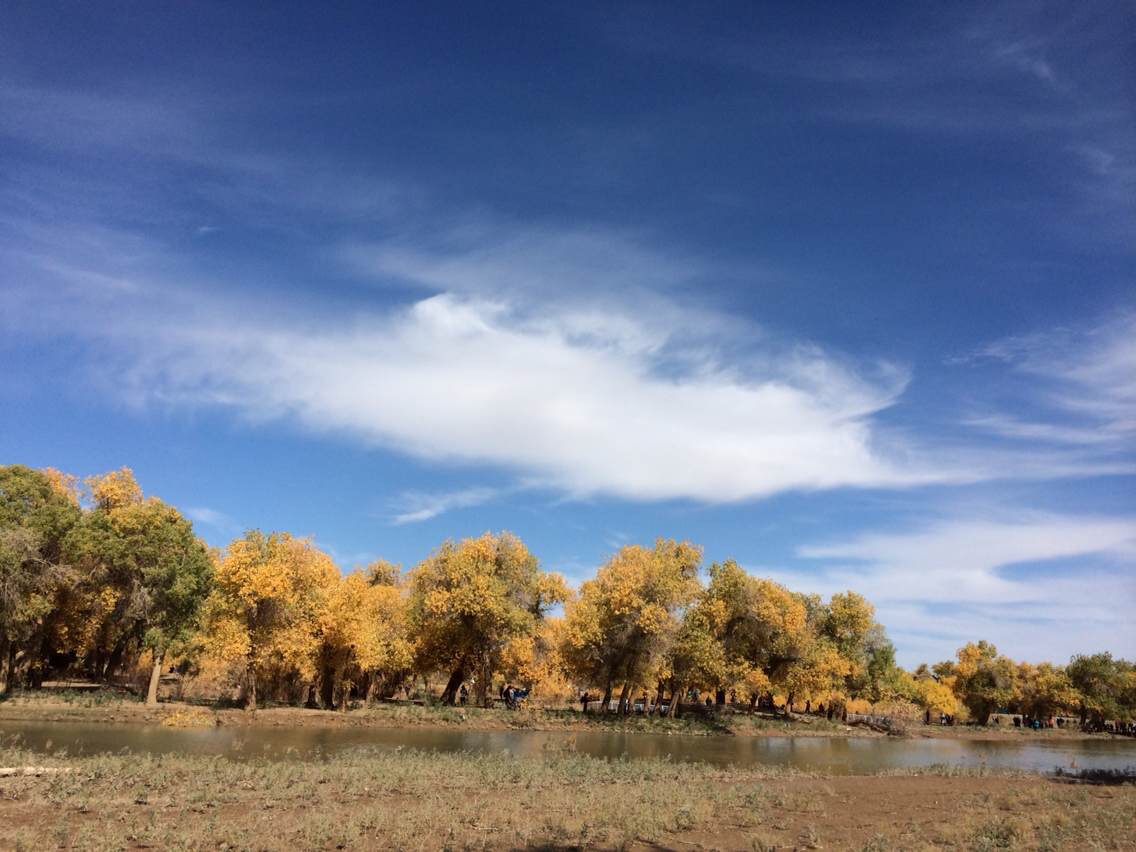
454,682,529,709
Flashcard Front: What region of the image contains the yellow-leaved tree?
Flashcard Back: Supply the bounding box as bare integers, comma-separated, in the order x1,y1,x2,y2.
317,569,413,709
1014,661,1079,721
498,616,574,704
673,561,811,713
562,539,701,714
912,671,962,719
948,641,1018,725
203,531,338,709
86,467,143,511
408,532,567,705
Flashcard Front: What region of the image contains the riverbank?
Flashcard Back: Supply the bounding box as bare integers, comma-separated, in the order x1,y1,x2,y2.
0,691,870,738
0,745,1131,850
0,691,1119,743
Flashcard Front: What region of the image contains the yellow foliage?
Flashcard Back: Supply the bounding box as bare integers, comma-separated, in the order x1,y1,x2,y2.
204,531,338,699
408,531,564,701
916,677,961,716
825,592,875,652
563,539,701,695
85,467,143,511
499,618,573,702
783,642,853,703
41,467,80,504
321,570,413,684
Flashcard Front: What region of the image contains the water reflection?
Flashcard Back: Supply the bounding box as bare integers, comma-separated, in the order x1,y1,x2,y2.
1,720,1133,775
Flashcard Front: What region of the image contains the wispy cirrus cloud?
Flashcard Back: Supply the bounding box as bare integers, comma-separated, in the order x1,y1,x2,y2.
961,312,1136,451
185,506,240,534
388,486,501,525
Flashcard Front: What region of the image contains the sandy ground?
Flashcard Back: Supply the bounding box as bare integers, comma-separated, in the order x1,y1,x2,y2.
0,750,1132,850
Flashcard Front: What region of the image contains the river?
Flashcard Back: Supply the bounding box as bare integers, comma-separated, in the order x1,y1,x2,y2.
1,720,1133,774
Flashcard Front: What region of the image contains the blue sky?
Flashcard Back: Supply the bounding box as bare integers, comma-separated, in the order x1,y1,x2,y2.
1,1,1133,666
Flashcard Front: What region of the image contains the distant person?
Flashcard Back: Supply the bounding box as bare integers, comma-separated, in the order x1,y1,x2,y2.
459,684,468,705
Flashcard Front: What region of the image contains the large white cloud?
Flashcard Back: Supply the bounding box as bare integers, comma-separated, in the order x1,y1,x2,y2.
129,290,931,502
5,213,1129,508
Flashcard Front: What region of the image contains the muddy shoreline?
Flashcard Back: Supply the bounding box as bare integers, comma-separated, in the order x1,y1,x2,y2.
0,697,1118,742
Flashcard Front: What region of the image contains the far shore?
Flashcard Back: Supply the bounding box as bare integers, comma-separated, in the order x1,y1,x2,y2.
0,692,1121,741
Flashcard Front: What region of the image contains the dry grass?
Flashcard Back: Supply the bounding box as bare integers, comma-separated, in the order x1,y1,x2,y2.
0,745,1132,850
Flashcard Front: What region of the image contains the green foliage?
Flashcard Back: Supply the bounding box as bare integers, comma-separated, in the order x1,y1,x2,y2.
0,465,81,689
950,641,1019,724
1067,652,1136,724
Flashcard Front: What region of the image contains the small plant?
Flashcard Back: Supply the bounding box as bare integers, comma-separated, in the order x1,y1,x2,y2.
970,818,1020,850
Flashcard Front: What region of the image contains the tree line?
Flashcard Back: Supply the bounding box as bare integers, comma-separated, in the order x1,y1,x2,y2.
1,464,1133,726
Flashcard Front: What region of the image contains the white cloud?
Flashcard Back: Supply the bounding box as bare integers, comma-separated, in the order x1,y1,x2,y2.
127,290,927,502
965,312,1136,447
6,216,1130,506
388,487,500,525
764,512,1136,665
185,506,239,533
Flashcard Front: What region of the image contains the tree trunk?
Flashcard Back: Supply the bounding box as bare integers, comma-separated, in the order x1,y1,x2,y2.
671,683,684,719
616,682,631,715
88,645,104,681
334,662,349,711
748,693,758,714
650,681,665,716
600,682,613,714
475,659,491,707
145,652,164,706
440,665,465,705
0,637,10,696
103,635,130,682
715,688,726,706
245,666,257,711
365,672,380,704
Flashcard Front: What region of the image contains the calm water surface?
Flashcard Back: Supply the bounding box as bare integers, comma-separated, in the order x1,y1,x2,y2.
2,720,1133,775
